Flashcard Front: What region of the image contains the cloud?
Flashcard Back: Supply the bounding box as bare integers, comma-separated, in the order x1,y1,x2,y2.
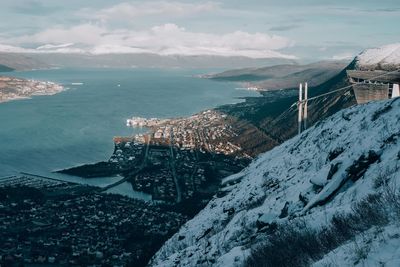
36,43,75,50
269,25,300,32
373,7,400,13
326,5,400,16
22,24,106,45
79,1,219,22
331,52,355,60
0,43,85,54
0,44,34,53
36,43,85,53
7,23,296,59
11,0,59,16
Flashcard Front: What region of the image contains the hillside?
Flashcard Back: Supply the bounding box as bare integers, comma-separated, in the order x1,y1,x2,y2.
217,60,356,145
0,53,50,71
150,97,400,267
220,43,400,144
260,62,357,142
204,61,348,90
0,64,14,72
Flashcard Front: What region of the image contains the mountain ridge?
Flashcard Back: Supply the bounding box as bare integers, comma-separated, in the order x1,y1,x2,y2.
355,43,400,71
203,60,349,90
0,52,296,70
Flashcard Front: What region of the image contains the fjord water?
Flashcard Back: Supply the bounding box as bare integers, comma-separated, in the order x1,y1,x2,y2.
0,68,257,193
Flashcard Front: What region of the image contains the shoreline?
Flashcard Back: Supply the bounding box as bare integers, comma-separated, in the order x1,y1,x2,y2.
0,76,65,103
1,68,266,200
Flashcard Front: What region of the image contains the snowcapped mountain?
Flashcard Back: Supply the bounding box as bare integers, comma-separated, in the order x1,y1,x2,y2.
150,97,400,266
356,43,400,71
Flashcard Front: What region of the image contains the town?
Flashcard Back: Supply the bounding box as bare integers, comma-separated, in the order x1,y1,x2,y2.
111,110,252,204
0,76,63,103
0,174,188,266
127,110,250,156
61,109,255,205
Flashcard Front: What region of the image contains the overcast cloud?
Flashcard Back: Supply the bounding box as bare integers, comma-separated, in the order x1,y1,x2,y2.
0,0,398,60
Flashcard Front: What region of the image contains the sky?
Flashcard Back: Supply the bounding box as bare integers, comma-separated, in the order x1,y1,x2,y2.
0,0,399,61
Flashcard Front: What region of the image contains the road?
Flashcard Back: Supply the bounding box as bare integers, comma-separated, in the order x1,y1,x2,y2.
99,168,144,192
100,135,151,192
169,131,182,203
100,133,183,204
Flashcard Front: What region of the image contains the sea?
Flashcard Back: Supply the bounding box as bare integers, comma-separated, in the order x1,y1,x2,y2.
0,68,258,198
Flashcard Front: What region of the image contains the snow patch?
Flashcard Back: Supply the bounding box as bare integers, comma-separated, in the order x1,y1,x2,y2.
356,43,400,70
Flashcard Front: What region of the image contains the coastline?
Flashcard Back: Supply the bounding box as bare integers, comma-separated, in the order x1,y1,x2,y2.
0,76,64,103
0,67,263,197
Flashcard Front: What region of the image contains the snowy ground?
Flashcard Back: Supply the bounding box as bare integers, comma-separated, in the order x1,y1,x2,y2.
356,43,400,71
150,96,400,267
313,224,400,267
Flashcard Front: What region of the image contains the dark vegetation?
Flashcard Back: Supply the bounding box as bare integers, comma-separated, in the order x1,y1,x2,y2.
246,184,400,267
346,150,381,182
57,161,119,178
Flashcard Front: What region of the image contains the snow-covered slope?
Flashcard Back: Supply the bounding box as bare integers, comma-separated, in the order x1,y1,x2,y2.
313,224,400,267
356,43,400,71
150,97,400,267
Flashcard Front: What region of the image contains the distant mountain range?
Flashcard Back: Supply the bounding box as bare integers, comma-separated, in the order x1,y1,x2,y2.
0,53,49,71
0,52,296,71
203,60,349,90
